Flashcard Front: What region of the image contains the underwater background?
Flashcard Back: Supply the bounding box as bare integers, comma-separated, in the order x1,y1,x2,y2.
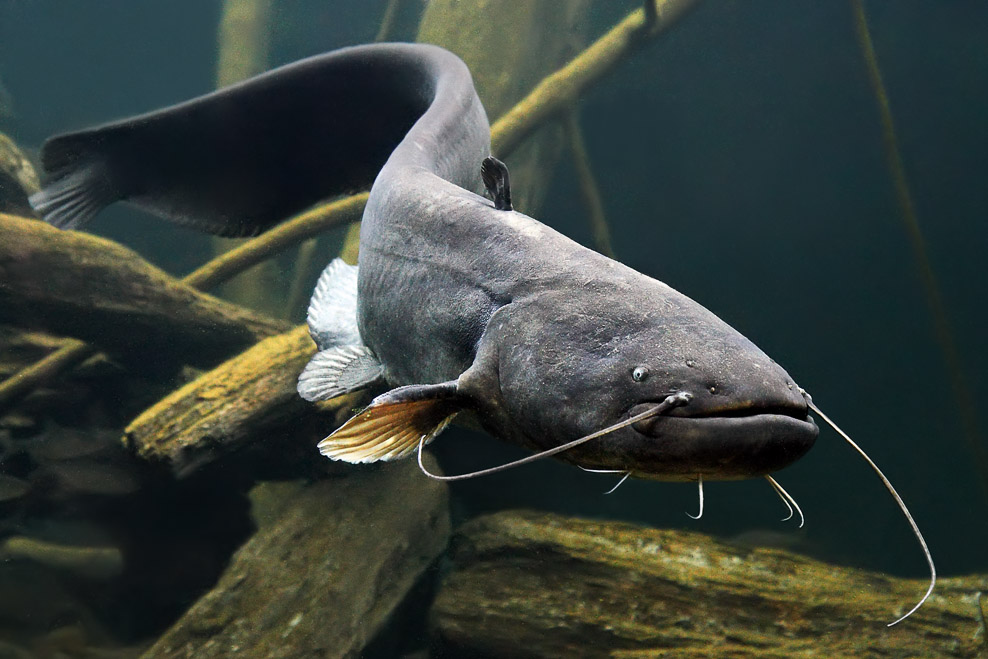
0,0,986,655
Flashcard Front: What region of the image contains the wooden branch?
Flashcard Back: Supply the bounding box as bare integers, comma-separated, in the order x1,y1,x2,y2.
563,109,615,258
851,0,987,503
0,341,92,411
0,326,72,379
0,132,39,217
0,195,364,410
491,0,700,158
123,325,311,471
143,459,449,658
0,213,289,367
374,0,404,42
418,0,592,216
211,0,283,316
182,193,368,291
432,511,986,657
122,325,359,476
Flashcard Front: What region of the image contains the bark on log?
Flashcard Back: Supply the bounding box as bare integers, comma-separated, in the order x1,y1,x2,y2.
142,459,450,659
431,510,987,658
0,213,289,368
123,324,355,477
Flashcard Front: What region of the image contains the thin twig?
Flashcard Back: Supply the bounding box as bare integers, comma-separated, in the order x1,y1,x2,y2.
212,0,281,314
562,109,615,258
643,0,658,26
182,193,368,291
851,0,988,503
374,0,403,42
282,0,405,316
0,340,92,410
282,237,323,320
491,0,700,158
338,222,361,266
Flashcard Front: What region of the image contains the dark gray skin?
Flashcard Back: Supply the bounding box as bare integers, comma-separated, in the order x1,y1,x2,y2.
31,43,817,482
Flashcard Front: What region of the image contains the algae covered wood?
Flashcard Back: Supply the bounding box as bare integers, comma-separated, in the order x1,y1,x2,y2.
0,213,289,367
123,324,353,476
0,132,39,217
432,510,987,658
0,326,73,381
142,458,450,659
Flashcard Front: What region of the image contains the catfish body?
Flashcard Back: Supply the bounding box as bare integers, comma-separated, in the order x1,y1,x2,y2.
31,43,817,481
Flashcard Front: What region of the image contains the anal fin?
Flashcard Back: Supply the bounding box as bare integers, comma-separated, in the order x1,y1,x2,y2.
317,381,464,463
298,345,384,402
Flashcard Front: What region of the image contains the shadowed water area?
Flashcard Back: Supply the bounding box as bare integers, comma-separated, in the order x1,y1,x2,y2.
0,0,985,656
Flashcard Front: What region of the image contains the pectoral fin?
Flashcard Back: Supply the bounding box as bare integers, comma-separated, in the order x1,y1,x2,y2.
317,381,464,463
307,258,361,350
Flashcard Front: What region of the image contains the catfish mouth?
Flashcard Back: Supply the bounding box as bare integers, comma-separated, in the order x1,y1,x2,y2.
623,399,819,481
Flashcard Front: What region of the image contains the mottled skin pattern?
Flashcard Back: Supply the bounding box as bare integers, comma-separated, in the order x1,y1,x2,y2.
33,43,817,481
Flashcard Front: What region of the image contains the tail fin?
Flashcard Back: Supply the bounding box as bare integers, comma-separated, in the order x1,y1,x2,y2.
31,43,482,236
29,160,116,230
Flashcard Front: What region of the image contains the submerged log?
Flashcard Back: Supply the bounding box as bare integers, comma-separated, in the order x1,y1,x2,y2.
142,458,450,658
0,213,289,368
432,510,986,658
0,133,39,218
0,326,71,380
123,324,354,476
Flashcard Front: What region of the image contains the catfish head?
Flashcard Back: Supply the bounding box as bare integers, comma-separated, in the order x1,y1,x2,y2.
463,275,820,482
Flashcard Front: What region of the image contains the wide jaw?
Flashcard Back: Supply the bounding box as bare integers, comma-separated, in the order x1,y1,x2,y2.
608,401,820,482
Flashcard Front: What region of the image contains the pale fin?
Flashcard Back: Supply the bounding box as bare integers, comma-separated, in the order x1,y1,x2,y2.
297,345,384,402
307,258,361,350
30,161,118,231
318,382,463,463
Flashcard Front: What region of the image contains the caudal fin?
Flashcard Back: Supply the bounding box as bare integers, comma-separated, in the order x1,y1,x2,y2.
32,44,483,236
29,161,117,231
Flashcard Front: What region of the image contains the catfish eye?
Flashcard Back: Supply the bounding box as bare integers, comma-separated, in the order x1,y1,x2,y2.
632,366,649,382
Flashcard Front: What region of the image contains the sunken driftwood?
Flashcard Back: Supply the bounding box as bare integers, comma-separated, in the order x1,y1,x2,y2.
142,459,450,659
431,511,987,658
0,213,289,367
0,133,39,218
0,326,72,382
123,324,358,476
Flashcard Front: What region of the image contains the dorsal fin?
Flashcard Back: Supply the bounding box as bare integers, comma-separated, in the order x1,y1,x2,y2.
481,156,512,211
